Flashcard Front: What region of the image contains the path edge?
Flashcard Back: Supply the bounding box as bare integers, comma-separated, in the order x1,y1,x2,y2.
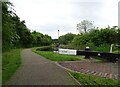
55,62,81,85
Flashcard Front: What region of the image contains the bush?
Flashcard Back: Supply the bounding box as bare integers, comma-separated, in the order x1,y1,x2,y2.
36,46,54,51
95,44,110,52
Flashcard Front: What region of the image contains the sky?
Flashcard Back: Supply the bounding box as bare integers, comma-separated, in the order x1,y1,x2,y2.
10,0,119,39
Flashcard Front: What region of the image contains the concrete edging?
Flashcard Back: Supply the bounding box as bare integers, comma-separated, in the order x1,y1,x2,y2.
55,62,81,85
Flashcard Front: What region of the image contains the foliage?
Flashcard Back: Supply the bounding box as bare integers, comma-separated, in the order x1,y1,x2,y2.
60,44,75,49
2,2,32,50
59,33,76,45
89,28,118,46
42,34,52,46
77,20,94,33
2,2,19,51
31,31,52,47
32,47,84,61
70,71,119,86
72,27,120,52
2,2,52,51
52,39,58,44
2,49,21,84
36,46,54,51
95,44,110,52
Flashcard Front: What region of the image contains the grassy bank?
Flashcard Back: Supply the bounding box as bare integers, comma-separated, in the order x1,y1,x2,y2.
2,49,21,84
69,71,119,86
32,47,84,61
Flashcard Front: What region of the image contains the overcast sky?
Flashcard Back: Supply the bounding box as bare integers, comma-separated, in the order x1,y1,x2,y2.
10,0,119,39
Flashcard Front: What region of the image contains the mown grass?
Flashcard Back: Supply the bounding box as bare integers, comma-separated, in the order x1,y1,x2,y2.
69,71,120,86
2,49,21,84
32,47,84,61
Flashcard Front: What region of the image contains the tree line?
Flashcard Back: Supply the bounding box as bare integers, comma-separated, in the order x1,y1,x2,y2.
2,2,52,51
59,26,120,52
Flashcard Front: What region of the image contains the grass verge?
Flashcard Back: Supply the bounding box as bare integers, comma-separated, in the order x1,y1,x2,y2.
2,49,21,84
69,71,119,86
32,47,84,61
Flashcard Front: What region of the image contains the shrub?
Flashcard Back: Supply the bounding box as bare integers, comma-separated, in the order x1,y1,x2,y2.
36,46,54,51
95,44,110,52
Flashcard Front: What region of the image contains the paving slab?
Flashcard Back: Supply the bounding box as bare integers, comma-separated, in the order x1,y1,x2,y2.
59,60,118,79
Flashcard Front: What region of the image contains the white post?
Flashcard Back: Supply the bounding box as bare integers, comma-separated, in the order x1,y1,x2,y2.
110,44,114,53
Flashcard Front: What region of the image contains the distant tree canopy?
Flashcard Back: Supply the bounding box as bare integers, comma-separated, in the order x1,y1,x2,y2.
77,20,94,33
2,2,52,51
59,33,76,45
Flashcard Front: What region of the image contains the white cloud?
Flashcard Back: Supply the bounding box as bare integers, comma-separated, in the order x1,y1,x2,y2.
10,0,119,39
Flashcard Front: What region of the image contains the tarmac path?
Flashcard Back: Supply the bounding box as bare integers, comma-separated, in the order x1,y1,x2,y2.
6,49,78,85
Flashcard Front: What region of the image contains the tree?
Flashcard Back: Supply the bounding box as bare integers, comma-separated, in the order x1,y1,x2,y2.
2,2,33,49
31,31,52,46
42,34,52,46
72,26,119,47
2,1,53,51
31,31,43,46
77,20,94,33
59,33,76,45
2,2,19,51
